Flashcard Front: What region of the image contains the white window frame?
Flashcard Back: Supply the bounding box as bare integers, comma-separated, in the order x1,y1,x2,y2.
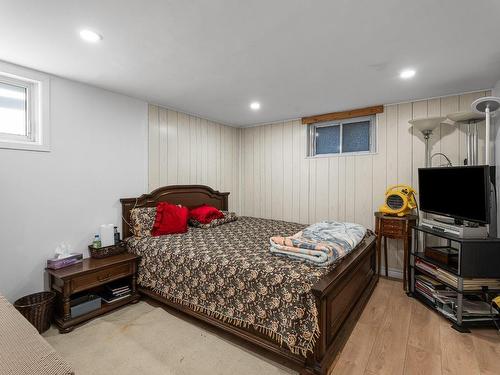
308,115,376,157
0,61,50,152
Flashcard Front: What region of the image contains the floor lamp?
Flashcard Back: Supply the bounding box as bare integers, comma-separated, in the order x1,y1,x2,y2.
471,97,500,165
446,111,484,165
409,117,446,167
471,96,500,238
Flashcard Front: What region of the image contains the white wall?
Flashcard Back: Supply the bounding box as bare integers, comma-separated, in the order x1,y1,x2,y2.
240,90,491,278
0,76,148,301
148,104,241,213
1,68,495,301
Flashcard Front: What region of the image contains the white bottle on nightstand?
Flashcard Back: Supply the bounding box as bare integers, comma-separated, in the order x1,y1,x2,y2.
100,224,115,247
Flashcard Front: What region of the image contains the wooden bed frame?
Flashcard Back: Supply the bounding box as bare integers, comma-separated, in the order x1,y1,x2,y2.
120,185,378,375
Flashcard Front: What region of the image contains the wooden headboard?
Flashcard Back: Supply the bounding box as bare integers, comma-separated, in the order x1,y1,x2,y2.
120,185,229,238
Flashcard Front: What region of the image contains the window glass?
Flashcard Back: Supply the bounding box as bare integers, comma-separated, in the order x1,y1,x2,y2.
309,116,375,156
0,81,27,136
315,125,340,154
342,120,370,153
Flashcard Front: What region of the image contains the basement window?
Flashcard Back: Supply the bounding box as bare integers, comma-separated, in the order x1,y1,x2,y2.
308,115,376,156
0,62,50,151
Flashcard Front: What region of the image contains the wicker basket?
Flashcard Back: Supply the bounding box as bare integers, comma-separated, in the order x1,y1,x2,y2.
88,241,127,259
14,291,56,333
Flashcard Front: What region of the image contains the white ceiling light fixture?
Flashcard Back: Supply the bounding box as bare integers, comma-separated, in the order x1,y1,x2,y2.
400,69,416,79
79,29,103,43
250,101,260,110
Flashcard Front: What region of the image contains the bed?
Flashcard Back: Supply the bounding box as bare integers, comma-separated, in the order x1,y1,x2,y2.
121,185,377,375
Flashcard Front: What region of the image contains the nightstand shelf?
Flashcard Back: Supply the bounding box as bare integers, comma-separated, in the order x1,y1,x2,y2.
47,253,140,333
54,294,138,332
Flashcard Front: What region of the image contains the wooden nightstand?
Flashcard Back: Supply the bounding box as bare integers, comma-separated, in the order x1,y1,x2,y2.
374,212,418,291
47,253,140,333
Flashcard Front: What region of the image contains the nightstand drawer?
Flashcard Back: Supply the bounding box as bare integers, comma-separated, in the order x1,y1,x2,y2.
381,220,405,236
71,263,132,293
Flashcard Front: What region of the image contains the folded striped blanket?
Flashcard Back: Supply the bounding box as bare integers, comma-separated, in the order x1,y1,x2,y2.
270,221,366,266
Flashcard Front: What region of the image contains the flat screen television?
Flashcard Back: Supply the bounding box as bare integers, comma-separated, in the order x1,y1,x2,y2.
418,166,490,224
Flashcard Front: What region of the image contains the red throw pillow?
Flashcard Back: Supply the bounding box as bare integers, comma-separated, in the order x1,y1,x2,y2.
151,202,189,236
189,204,224,224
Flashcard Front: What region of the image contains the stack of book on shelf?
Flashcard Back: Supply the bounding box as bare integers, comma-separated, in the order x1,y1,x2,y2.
99,281,131,304
415,274,445,304
415,258,500,290
460,299,500,322
415,258,457,285
434,290,500,322
434,290,458,320
462,279,500,291
415,258,439,276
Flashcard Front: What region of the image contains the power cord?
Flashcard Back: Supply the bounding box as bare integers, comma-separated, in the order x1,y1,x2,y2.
121,197,139,236
491,303,500,333
492,294,500,333
412,191,420,224
485,291,500,333
430,152,453,167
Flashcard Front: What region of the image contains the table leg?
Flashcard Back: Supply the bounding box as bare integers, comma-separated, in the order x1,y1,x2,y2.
375,218,382,275
403,235,410,291
62,284,71,322
383,237,388,277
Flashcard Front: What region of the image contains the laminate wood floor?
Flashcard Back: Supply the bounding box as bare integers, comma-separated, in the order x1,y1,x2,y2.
330,278,500,375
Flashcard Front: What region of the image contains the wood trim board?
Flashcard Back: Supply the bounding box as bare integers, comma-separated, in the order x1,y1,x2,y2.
301,105,384,124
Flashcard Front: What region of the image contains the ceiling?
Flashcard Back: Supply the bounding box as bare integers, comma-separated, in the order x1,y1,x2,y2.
1,0,500,126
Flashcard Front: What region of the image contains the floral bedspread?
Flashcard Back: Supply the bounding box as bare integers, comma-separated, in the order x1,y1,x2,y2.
126,217,342,355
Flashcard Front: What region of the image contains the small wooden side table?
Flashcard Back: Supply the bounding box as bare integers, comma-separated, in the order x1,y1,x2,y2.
47,253,140,333
374,212,418,291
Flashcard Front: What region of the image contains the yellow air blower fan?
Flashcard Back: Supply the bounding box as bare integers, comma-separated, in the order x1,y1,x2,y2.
379,185,417,216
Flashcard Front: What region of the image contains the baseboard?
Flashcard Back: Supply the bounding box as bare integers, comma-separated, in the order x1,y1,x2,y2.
379,267,403,280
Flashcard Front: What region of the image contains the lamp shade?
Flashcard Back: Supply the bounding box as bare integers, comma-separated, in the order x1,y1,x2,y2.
471,97,500,114
446,111,484,123
408,116,446,133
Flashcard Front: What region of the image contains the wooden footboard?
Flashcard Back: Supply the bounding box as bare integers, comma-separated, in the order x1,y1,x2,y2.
306,233,378,374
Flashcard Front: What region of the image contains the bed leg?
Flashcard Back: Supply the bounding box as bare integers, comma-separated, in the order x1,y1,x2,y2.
300,365,326,375
300,368,317,375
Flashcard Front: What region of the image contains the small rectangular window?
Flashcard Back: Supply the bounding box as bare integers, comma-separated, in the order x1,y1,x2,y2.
308,115,375,156
0,81,29,140
0,61,50,152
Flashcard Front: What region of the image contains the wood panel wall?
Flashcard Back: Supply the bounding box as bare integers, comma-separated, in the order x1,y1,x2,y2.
240,90,491,275
148,104,241,213
147,91,491,275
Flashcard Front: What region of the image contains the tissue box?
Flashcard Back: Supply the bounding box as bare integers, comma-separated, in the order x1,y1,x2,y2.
47,253,83,269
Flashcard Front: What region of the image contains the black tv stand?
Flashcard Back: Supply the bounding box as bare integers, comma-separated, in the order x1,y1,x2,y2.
409,225,500,331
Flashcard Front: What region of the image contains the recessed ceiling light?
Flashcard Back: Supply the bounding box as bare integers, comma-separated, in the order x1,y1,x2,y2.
250,102,260,110
400,69,416,79
79,29,103,43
